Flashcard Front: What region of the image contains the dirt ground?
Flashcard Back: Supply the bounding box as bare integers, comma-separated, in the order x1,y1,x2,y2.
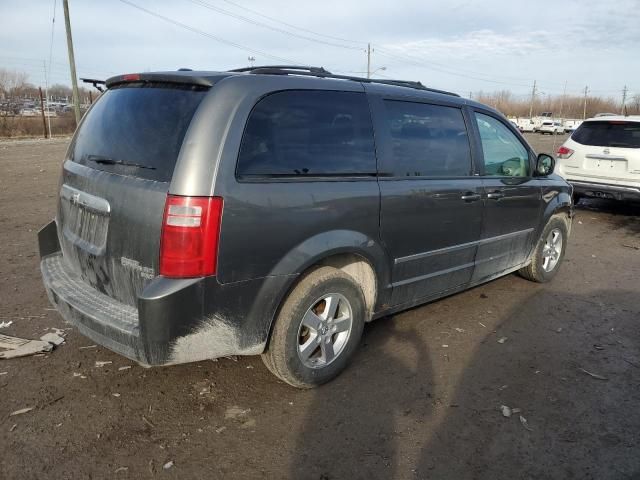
1,134,639,480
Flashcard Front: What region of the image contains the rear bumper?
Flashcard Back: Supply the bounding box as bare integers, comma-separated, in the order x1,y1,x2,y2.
38,220,294,366
41,253,144,361
570,180,640,201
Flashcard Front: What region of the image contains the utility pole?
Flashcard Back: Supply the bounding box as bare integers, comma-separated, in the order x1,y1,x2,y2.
39,87,49,139
621,85,628,115
558,80,567,122
43,60,52,138
528,80,537,118
583,86,589,119
62,0,81,126
366,43,371,79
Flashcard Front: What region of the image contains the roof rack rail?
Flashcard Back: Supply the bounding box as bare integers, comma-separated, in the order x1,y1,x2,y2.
230,65,459,97
229,65,330,74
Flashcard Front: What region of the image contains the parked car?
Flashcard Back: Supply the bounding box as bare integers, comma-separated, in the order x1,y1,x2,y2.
539,121,564,135
562,119,583,133
532,113,554,132
556,116,640,202
38,66,573,387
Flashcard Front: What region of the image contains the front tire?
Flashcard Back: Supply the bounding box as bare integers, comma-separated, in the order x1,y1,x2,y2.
262,266,367,388
518,216,569,283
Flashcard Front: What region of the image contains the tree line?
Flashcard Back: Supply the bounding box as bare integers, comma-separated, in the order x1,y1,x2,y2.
0,68,94,104
472,89,639,119
1,67,638,119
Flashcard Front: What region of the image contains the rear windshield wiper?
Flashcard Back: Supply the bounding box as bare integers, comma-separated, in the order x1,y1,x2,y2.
87,155,156,170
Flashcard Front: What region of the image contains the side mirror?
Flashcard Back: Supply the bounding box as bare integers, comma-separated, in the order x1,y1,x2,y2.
535,153,555,176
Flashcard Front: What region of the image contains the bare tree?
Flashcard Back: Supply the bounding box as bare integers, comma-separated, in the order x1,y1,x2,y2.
0,68,30,98
473,90,639,118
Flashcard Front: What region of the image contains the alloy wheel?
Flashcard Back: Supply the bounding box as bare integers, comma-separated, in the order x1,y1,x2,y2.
542,228,563,272
297,293,353,369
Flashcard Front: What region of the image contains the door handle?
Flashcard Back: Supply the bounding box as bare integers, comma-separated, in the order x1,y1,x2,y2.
461,193,481,202
487,191,505,200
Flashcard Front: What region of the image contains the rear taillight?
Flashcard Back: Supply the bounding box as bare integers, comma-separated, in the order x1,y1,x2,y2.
159,195,223,278
557,146,574,159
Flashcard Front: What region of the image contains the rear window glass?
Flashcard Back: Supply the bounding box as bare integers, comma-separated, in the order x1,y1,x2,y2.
572,121,640,148
236,90,376,177
70,84,207,181
382,100,472,177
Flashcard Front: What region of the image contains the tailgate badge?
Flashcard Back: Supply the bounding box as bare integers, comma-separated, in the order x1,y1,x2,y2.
121,257,155,279
603,148,610,154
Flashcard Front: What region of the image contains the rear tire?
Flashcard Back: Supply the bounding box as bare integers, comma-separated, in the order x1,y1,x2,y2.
518,216,569,283
261,266,367,388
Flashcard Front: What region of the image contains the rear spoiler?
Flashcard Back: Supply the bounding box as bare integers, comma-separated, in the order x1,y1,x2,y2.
105,73,214,89
80,78,106,92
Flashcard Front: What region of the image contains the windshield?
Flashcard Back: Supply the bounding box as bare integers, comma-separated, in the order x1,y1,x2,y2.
572,120,640,148
70,83,208,181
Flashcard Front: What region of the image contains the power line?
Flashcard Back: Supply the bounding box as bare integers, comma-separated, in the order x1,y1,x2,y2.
216,0,573,90
375,46,535,86
374,48,532,88
185,0,362,51
117,0,302,65
0,56,118,78
373,46,618,93
219,0,366,46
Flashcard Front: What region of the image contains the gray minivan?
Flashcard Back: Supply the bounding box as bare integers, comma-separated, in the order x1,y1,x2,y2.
39,66,572,387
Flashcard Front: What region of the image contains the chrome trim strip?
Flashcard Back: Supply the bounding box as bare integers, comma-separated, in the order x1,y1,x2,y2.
585,154,627,161
60,184,111,215
394,228,535,265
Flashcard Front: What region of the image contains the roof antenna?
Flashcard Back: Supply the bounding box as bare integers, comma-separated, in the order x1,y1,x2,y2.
178,68,193,71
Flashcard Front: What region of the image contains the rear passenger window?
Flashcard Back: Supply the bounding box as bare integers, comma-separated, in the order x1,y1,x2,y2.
382,100,472,177
237,90,376,177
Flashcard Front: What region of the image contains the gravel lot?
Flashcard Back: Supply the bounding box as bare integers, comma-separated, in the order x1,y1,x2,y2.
1,134,639,479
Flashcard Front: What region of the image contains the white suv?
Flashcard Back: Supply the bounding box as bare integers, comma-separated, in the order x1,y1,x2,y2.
539,121,564,135
556,116,640,202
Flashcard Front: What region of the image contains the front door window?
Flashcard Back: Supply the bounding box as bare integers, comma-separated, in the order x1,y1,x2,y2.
475,113,530,177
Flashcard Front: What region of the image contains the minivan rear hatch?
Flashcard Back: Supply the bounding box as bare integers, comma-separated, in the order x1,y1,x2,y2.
58,80,208,307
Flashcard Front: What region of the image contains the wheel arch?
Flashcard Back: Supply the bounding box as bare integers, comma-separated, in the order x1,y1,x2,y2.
540,188,573,234
260,234,392,351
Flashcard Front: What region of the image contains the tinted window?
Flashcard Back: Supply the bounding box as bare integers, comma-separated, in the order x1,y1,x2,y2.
382,100,472,177
475,113,530,177
237,90,375,176
71,84,207,182
572,121,640,148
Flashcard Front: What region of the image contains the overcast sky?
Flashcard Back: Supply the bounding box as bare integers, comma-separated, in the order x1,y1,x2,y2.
1,0,638,99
